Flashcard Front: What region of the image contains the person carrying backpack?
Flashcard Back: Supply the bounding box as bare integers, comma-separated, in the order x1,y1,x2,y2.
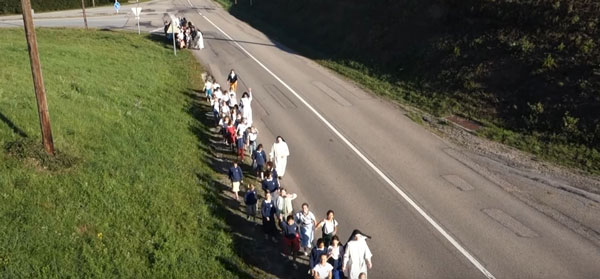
316,210,339,247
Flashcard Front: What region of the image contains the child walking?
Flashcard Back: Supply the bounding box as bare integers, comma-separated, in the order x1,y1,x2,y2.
281,215,300,267
252,144,267,179
228,160,243,200
244,184,258,223
261,191,278,243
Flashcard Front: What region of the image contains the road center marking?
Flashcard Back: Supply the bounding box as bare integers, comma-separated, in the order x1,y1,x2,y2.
186,0,496,278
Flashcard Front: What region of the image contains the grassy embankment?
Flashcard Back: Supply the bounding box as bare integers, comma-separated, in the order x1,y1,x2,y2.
0,28,261,278
215,0,600,175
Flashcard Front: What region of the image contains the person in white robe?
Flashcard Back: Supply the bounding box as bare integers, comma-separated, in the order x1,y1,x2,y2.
195,29,204,49
240,89,253,126
343,230,373,279
269,136,289,178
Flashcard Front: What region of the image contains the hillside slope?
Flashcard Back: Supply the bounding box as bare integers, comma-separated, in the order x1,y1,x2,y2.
220,0,600,172
0,28,259,278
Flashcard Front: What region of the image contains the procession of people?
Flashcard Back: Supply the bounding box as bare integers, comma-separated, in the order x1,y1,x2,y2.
164,17,204,50
210,71,373,279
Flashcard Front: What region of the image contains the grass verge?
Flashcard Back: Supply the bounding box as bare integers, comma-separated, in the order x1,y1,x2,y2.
0,28,259,278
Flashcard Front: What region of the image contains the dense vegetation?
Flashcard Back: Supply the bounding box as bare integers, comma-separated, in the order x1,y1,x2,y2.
1,0,128,14
218,0,600,173
0,28,258,277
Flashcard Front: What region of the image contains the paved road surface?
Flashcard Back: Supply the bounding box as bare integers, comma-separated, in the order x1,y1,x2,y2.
3,0,600,278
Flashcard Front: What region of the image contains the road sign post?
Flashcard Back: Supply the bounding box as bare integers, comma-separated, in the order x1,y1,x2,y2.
81,0,88,29
131,7,142,34
20,0,55,155
169,14,178,56
114,1,120,13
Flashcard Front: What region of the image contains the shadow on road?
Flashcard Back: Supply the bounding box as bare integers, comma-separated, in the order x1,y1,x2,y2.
184,88,310,278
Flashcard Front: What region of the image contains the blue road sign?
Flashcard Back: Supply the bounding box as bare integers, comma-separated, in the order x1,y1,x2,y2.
114,1,121,12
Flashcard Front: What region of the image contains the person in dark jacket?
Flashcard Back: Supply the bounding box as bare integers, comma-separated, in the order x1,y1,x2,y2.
281,215,300,266
244,184,258,223
310,238,328,276
265,161,279,186
227,69,238,92
261,191,278,242
261,171,279,198
252,144,267,179
228,160,243,200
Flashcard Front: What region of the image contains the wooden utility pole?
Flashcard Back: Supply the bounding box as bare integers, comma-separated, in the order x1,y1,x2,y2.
81,0,88,29
92,0,95,7
20,0,55,155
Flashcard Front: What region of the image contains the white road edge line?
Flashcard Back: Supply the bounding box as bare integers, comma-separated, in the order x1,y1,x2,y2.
187,1,496,278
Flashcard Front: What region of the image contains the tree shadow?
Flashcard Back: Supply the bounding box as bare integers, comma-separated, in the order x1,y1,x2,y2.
184,88,309,278
0,111,28,138
223,0,600,150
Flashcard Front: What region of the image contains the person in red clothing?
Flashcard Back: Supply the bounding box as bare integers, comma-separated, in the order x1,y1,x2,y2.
236,129,246,161
225,120,236,152
281,215,300,267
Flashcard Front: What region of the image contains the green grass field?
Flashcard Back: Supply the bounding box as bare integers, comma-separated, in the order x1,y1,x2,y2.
0,28,258,278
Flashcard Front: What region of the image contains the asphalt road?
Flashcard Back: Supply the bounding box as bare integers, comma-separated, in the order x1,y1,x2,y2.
3,1,600,278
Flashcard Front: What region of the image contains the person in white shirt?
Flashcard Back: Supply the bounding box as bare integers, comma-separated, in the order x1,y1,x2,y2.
204,79,213,103
211,95,220,125
236,118,248,140
221,90,230,105
316,210,338,247
343,230,373,279
177,30,185,48
295,203,316,256
235,118,249,160
214,86,223,101
220,100,230,117
247,126,258,156
228,90,237,109
327,235,345,279
313,254,333,279
269,136,290,178
274,188,297,222
281,188,297,221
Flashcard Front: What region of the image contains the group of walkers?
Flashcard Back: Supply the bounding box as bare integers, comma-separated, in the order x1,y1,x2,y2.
207,71,373,279
164,17,204,49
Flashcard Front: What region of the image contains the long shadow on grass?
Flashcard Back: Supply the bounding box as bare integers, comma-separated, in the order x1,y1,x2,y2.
184,89,309,278
0,111,28,138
